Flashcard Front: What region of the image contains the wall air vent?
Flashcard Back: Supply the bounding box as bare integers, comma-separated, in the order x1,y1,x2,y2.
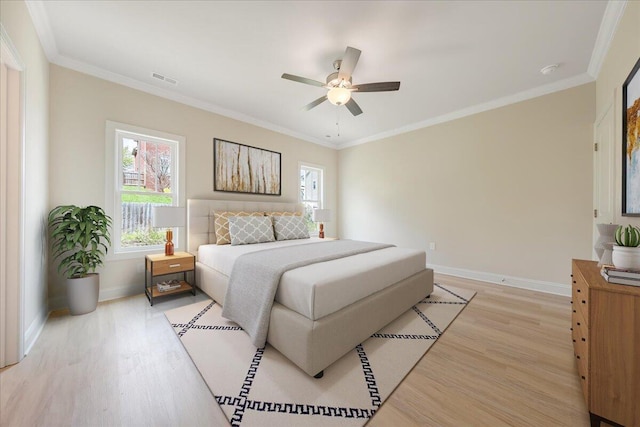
151,72,178,86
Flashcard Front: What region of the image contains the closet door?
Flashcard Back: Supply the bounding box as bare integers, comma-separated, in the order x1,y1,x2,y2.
593,102,615,256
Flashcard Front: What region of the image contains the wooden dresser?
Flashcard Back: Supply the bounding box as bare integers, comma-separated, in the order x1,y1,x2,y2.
571,259,640,427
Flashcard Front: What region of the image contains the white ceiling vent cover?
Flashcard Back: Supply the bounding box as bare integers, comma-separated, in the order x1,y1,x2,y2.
151,72,178,85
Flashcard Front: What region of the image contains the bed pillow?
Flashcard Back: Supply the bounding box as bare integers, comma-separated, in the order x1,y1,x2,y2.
228,215,275,245
265,211,302,217
213,211,263,245
272,215,310,241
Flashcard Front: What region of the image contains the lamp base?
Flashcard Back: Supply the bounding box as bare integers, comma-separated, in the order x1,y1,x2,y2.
165,229,174,256
319,223,324,239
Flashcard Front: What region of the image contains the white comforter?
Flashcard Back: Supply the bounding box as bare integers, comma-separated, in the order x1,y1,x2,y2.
198,238,426,320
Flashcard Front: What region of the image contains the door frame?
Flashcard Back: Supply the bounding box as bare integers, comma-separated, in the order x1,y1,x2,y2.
0,24,26,368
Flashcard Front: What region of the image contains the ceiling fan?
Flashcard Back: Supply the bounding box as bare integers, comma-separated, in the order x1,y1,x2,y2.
281,46,400,116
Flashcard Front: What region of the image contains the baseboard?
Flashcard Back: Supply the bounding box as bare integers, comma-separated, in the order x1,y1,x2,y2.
99,285,141,302
24,307,48,355
48,285,142,312
427,264,571,297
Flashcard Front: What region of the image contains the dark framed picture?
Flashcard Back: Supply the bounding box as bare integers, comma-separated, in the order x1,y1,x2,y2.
213,138,281,195
622,57,640,216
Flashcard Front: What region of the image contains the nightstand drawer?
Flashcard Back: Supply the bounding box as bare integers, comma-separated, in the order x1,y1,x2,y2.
151,258,195,275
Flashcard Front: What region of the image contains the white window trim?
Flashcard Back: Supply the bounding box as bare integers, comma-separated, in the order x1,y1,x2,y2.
105,120,186,261
299,162,325,237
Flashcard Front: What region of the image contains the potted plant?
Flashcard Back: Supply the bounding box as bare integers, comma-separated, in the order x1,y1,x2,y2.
611,224,640,270
48,205,112,315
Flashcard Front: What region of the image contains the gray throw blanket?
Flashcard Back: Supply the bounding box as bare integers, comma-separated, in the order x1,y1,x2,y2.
221,240,393,348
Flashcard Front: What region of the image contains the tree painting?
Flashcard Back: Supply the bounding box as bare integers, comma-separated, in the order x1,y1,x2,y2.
214,139,281,195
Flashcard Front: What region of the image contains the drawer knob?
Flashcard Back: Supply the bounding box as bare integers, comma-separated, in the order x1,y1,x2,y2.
577,322,581,326
576,355,580,359
577,289,581,293
572,339,576,342
573,310,576,313
581,338,586,342
582,300,586,304
570,327,573,331
581,375,586,380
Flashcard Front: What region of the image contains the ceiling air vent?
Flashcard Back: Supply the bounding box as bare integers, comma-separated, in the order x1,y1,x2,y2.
151,72,178,86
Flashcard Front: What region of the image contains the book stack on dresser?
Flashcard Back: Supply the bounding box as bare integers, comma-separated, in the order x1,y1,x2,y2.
600,265,640,287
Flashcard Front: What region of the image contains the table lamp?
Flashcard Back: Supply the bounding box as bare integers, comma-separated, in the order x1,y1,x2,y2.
312,209,331,239
152,206,185,256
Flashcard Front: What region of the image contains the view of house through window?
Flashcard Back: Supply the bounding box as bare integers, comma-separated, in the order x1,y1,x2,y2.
299,164,323,234
117,131,178,251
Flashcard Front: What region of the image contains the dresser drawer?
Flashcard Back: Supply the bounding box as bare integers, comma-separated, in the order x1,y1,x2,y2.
572,273,589,322
149,257,195,275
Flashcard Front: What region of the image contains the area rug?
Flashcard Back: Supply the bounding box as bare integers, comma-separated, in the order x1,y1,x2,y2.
165,283,475,426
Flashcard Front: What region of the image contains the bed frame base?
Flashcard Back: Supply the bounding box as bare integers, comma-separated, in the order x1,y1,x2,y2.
196,261,434,376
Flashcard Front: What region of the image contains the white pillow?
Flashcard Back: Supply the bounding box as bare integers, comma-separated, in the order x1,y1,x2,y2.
272,215,310,241
228,215,275,245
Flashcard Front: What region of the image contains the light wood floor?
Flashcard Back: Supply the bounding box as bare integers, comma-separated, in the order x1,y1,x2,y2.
0,274,594,426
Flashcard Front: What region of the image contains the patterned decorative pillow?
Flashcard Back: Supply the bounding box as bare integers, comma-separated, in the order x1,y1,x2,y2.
272,215,310,241
265,211,302,217
228,216,275,245
213,211,263,245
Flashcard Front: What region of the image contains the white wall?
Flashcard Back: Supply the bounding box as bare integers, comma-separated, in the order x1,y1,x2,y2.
48,65,338,309
338,83,595,292
0,0,50,351
596,1,640,229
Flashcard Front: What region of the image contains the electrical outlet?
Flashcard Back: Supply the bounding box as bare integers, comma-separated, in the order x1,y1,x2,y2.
429,242,436,250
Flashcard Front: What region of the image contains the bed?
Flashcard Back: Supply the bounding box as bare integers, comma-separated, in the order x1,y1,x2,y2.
187,199,434,377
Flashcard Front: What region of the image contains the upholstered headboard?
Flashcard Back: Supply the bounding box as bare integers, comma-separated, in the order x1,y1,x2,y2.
187,199,304,257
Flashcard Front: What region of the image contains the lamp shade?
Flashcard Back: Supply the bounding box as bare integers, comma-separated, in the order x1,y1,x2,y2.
152,206,185,228
312,209,331,223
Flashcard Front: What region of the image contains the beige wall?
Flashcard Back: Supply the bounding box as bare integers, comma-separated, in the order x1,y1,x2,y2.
596,1,640,228
339,84,595,288
49,65,338,309
1,1,50,350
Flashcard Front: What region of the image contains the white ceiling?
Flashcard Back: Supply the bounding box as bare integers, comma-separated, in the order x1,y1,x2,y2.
28,1,618,149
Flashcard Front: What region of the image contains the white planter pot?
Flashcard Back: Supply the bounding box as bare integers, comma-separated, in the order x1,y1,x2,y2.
67,273,99,315
611,246,640,270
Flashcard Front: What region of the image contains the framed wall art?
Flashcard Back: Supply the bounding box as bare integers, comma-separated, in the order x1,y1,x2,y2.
213,138,281,196
622,57,640,216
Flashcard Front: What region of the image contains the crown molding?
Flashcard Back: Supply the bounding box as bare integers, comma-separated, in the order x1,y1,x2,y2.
24,0,335,150
24,0,58,62
52,54,335,149
587,0,627,79
25,0,615,151
337,72,595,150
1,24,25,70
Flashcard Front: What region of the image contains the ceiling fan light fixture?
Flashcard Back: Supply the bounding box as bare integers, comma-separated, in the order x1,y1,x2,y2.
327,87,351,106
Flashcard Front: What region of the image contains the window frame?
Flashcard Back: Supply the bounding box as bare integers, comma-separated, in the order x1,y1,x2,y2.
105,121,186,260
298,162,325,236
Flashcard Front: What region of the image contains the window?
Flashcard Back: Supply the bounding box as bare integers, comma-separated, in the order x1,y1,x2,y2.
299,163,324,234
105,121,185,258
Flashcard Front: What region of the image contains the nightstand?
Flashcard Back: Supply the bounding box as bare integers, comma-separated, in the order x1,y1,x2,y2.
145,251,196,306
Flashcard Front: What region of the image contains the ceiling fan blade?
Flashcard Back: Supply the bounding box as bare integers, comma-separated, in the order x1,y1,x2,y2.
345,98,363,116
281,73,325,87
352,82,401,92
337,46,361,81
302,95,328,111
